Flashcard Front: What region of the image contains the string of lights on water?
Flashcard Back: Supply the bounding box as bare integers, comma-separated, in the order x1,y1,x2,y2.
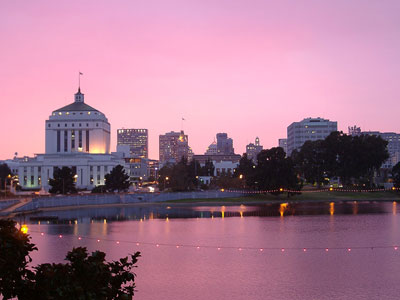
18,225,400,254
223,187,399,194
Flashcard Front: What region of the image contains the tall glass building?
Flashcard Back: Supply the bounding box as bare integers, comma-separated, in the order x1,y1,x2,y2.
117,129,148,159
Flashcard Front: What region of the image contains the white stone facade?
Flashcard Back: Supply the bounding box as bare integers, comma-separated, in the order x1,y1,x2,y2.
17,88,125,191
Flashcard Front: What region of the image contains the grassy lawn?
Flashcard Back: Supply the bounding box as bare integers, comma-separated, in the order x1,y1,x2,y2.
165,191,400,204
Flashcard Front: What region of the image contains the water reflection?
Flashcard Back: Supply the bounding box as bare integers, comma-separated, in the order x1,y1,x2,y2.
329,202,334,216
279,203,288,217
16,201,399,225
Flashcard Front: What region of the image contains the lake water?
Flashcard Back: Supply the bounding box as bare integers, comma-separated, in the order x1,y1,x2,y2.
22,201,400,299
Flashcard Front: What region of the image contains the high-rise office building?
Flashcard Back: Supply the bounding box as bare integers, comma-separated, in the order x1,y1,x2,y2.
246,137,263,162
159,131,190,163
287,117,337,156
278,138,288,156
117,128,148,158
216,133,234,154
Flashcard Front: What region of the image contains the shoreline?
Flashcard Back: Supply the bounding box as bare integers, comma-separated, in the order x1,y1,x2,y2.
5,191,399,218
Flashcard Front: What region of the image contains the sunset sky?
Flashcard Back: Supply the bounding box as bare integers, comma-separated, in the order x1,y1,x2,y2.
1,0,400,160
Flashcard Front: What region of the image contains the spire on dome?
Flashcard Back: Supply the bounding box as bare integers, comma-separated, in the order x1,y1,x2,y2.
75,72,84,102
74,88,84,103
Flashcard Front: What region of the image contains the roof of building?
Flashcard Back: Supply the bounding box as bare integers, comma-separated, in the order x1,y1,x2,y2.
53,101,99,113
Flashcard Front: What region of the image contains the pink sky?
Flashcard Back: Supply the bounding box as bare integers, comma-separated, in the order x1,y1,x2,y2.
1,0,400,160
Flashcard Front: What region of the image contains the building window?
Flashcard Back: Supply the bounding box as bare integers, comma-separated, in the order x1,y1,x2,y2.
38,166,41,173
71,130,75,149
72,123,74,127
57,124,60,127
64,130,68,152
65,124,67,127
31,176,34,185
96,123,99,127
79,123,82,127
86,130,90,152
79,131,82,148
38,176,41,185
48,124,51,128
57,130,61,152
97,166,100,172
24,176,27,185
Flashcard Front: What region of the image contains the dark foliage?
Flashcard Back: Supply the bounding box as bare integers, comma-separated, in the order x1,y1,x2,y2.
49,166,77,194
0,163,11,185
105,165,130,193
392,162,400,189
0,219,37,299
158,158,215,191
292,131,389,187
0,219,140,300
254,147,301,194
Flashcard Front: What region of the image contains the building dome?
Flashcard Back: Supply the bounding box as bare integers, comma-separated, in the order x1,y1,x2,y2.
50,88,106,121
45,88,111,154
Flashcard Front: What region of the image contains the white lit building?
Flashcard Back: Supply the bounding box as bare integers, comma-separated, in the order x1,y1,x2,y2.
17,88,125,190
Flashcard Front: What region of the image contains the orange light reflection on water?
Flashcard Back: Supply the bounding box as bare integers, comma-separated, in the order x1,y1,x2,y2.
279,203,288,217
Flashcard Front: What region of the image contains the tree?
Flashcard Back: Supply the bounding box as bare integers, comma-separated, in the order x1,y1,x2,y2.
392,162,400,189
26,248,140,300
291,140,327,187
200,159,215,176
0,164,11,182
0,219,37,299
158,158,204,192
235,154,255,188
0,219,140,300
169,157,195,191
49,167,77,194
292,132,389,188
105,165,130,193
255,147,301,194
158,163,174,191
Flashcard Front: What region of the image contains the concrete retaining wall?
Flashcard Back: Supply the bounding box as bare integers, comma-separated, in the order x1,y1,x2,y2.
15,191,244,212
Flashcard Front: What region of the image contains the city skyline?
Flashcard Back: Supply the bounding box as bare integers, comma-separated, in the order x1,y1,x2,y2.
1,1,400,160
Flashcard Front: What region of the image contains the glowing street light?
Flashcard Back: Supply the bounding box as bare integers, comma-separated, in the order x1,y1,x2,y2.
20,224,29,234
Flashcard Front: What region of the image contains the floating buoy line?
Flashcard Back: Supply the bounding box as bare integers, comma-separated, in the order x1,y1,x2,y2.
25,229,400,254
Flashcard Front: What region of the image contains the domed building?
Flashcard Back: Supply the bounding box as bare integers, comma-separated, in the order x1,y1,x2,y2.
45,88,110,154
17,88,125,191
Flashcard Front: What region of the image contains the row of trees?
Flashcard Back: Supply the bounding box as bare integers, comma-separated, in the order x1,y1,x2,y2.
49,165,130,194
0,219,140,299
158,131,391,194
235,148,301,193
291,132,389,187
158,158,214,191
